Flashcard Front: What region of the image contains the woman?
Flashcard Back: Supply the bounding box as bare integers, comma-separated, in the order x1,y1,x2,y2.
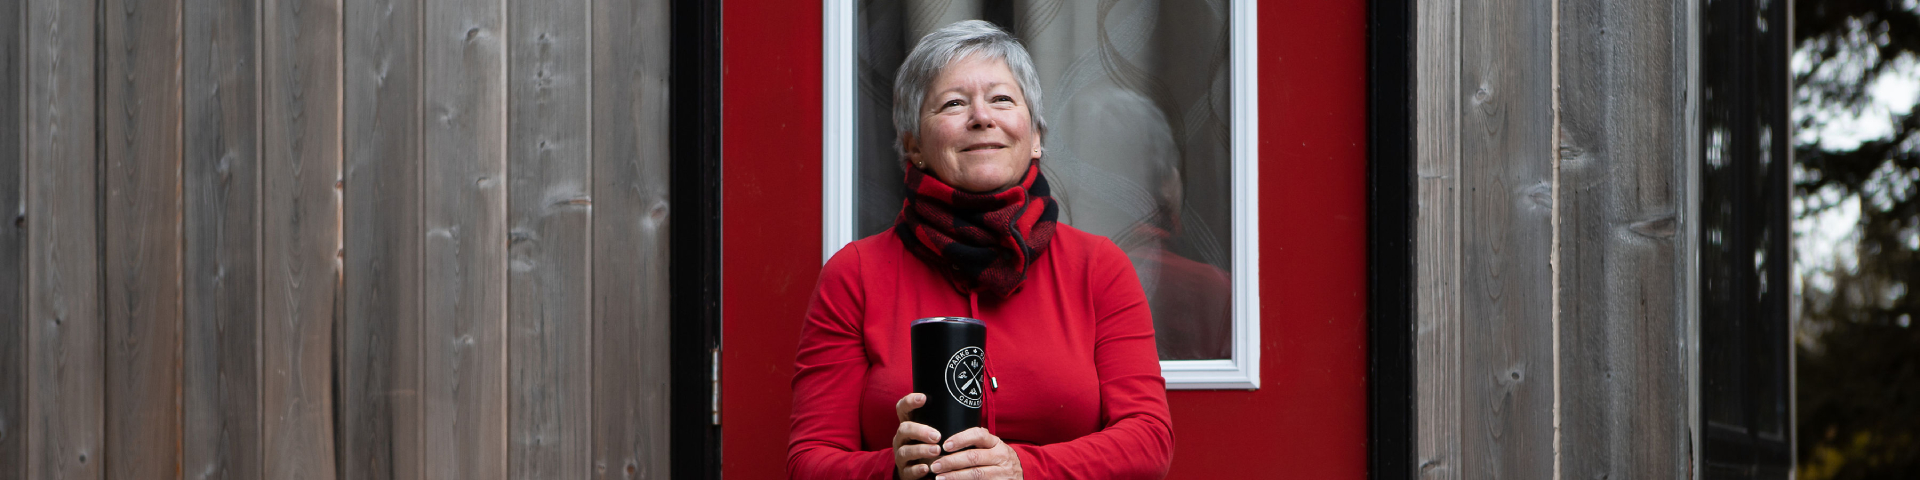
787,20,1173,480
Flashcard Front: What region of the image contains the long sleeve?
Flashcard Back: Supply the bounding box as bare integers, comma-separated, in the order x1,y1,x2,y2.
787,245,897,480
1007,248,1174,479
788,229,1174,479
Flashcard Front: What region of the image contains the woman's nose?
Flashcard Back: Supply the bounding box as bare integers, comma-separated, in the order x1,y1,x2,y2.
967,103,995,129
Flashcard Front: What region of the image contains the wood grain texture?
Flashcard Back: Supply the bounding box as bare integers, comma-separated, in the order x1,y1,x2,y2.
591,0,674,476
1553,0,1691,477
24,0,104,477
182,0,265,476
340,0,425,477
101,0,187,476
506,0,593,477
1413,0,1461,477
422,0,508,477
1456,0,1556,477
0,0,26,475
259,0,342,477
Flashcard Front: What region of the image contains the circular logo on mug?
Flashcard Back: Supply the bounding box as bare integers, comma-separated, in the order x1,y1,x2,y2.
943,346,985,409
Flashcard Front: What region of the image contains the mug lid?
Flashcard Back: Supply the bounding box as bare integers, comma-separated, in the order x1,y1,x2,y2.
910,316,984,326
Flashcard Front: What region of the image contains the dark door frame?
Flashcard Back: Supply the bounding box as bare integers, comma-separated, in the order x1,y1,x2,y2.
670,0,723,478
1366,0,1417,477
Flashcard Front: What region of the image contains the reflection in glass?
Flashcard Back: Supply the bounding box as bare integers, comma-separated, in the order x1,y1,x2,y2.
1701,0,1793,474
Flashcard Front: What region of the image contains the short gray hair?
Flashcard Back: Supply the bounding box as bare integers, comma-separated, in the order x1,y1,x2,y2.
893,20,1047,158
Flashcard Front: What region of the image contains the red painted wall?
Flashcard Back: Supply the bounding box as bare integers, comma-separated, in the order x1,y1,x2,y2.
721,1,1369,477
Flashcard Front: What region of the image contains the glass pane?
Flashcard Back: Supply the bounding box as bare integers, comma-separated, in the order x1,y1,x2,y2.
1702,0,1796,474
1751,67,1786,442
1702,78,1748,429
857,0,1236,360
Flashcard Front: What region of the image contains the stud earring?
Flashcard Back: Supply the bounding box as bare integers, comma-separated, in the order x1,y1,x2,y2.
916,161,926,169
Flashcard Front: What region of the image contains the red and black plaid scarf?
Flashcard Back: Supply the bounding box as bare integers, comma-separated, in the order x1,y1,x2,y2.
894,161,1059,298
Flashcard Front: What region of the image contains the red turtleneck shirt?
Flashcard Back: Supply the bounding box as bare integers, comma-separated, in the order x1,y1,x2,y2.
787,224,1174,479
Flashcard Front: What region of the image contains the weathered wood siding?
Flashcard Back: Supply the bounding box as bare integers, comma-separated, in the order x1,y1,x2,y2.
506,0,594,477
1415,0,1695,478
0,0,675,478
590,0,675,477
102,0,186,478
1553,0,1694,477
0,0,26,475
182,0,266,476
24,0,106,477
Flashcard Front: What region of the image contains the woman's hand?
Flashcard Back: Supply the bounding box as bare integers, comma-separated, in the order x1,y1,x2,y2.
927,427,1023,480
893,393,944,480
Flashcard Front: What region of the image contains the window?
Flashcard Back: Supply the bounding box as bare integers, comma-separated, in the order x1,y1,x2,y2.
823,0,1260,388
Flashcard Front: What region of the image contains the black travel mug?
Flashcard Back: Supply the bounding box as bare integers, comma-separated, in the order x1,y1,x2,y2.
910,317,986,445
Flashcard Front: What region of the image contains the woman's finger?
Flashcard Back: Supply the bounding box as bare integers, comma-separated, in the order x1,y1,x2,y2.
929,429,1009,473
901,463,931,479
938,427,1000,453
895,443,941,464
895,441,941,463
893,420,945,480
928,448,996,475
894,393,927,423
893,420,943,448
928,464,1010,480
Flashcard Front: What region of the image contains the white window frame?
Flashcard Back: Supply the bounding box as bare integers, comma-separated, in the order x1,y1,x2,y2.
822,0,1259,390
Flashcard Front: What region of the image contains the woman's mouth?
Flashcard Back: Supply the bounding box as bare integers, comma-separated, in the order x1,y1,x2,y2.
961,143,1007,152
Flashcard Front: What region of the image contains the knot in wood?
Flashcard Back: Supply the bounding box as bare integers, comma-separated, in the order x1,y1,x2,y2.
1629,214,1678,239
1558,144,1585,160
1523,181,1554,209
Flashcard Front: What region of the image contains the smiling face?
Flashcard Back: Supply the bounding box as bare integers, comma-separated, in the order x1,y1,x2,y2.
903,54,1043,193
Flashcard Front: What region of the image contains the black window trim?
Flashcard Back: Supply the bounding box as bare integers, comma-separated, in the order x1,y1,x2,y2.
669,0,723,478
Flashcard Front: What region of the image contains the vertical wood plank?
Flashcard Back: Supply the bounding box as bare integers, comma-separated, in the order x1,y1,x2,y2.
1414,0,1461,476
423,0,508,476
23,0,104,476
1553,0,1690,477
101,0,187,476
0,0,27,474
506,0,593,477
591,0,673,476
340,0,425,477
259,0,342,477
182,0,265,475
1456,0,1557,477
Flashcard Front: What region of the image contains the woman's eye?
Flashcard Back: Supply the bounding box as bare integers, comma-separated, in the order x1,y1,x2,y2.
943,100,964,108
994,95,1014,103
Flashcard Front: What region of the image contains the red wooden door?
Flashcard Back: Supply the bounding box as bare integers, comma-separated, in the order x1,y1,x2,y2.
720,1,1369,477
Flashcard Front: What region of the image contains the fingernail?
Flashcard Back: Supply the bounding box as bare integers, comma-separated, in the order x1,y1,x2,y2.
943,442,953,450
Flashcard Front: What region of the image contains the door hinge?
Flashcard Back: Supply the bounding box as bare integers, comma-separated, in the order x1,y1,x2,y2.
710,347,721,426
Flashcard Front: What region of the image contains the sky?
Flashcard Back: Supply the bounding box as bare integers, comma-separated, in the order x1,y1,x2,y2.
1792,49,1920,292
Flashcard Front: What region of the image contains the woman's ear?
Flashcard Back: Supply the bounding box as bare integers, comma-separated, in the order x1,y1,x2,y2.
901,133,922,167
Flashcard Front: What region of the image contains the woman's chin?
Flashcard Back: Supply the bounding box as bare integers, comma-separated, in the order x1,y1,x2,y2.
949,164,1025,192
953,174,1020,193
